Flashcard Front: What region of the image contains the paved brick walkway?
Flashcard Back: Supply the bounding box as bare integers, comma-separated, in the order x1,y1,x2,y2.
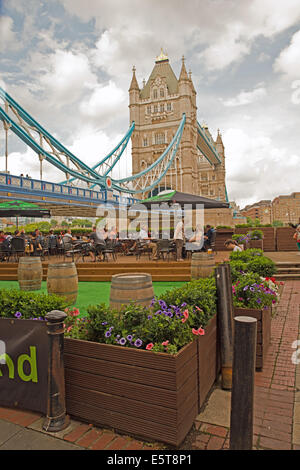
0,281,299,450
192,280,300,450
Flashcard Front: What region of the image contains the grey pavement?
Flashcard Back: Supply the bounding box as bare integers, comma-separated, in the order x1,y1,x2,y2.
0,419,83,450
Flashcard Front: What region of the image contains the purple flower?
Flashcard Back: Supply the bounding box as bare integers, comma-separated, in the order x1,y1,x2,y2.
250,287,255,292
101,322,108,325
181,302,187,307
127,335,133,341
119,338,126,346
147,315,152,320
134,339,143,348
243,286,249,291
150,298,156,307
14,312,22,318
159,300,167,310
257,298,262,304
105,330,111,338
154,310,162,315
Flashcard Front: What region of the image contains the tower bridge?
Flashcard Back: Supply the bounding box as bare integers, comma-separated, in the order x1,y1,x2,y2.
0,51,229,219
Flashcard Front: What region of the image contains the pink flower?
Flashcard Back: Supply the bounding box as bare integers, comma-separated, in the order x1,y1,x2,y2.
182,309,189,323
192,327,205,336
162,340,169,346
67,326,72,332
146,343,154,350
195,306,203,312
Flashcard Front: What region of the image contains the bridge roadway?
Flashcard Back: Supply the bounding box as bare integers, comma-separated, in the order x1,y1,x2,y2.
0,172,139,217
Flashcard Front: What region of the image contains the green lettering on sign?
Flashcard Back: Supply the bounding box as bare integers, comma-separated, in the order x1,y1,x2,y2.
0,354,14,379
17,346,38,383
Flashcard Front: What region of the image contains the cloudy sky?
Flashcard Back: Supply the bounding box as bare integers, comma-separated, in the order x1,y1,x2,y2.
1,0,300,208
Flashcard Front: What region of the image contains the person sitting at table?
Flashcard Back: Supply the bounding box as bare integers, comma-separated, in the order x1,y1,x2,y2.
0,231,6,243
29,232,42,257
224,239,243,252
139,225,159,260
88,226,106,261
203,225,215,251
63,229,77,247
186,224,204,253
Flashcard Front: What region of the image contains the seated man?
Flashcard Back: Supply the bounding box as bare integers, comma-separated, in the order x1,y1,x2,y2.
88,226,106,261
130,226,159,260
203,225,215,251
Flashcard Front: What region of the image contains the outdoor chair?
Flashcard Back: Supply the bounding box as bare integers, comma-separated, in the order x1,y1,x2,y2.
40,237,49,260
102,240,117,262
48,235,58,255
10,237,25,262
63,240,82,262
0,241,11,262
156,240,176,261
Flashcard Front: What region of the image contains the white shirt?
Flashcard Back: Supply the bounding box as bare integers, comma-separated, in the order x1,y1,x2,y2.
174,221,184,240
233,245,242,252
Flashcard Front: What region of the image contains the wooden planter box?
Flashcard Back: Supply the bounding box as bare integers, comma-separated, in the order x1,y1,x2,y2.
197,315,219,409
215,229,235,251
235,227,275,251
248,239,264,250
234,307,271,370
64,315,218,447
276,227,297,251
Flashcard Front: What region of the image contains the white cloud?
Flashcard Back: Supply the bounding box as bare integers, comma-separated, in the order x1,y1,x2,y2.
79,81,126,125
0,16,17,52
224,127,300,207
222,87,267,107
273,30,300,80
39,50,97,106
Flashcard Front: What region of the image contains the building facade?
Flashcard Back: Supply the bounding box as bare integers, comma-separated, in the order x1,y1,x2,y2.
241,200,272,225
129,51,227,201
272,193,300,225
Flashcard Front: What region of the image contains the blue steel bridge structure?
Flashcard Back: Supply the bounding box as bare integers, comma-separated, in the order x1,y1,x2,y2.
0,86,228,215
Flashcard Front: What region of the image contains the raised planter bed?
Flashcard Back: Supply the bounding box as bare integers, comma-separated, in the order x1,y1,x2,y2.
215,229,235,251
276,227,297,251
248,239,264,250
234,307,271,370
64,314,218,446
197,314,219,409
234,227,275,251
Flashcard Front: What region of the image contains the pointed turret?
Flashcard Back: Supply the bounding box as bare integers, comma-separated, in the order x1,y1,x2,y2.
129,66,140,91
215,129,224,149
179,56,189,82
129,66,140,124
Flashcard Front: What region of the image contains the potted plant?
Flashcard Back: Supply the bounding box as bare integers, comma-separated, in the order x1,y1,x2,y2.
247,229,264,250
231,272,276,370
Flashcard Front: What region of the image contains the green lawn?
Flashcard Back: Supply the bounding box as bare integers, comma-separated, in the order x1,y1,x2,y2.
0,281,187,314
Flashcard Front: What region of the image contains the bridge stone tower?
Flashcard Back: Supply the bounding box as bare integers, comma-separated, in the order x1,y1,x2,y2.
129,50,227,200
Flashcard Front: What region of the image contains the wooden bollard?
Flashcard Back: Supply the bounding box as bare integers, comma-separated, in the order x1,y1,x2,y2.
215,264,233,389
230,316,257,450
43,310,69,432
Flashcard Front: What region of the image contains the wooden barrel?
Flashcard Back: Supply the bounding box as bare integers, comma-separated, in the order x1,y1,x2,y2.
191,252,215,279
110,273,154,311
47,262,78,304
18,257,43,291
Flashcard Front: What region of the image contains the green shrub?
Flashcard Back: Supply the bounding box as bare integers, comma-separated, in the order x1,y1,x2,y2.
247,229,263,240
69,278,217,355
229,248,264,262
0,289,67,320
246,257,277,277
229,249,276,279
232,234,250,244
